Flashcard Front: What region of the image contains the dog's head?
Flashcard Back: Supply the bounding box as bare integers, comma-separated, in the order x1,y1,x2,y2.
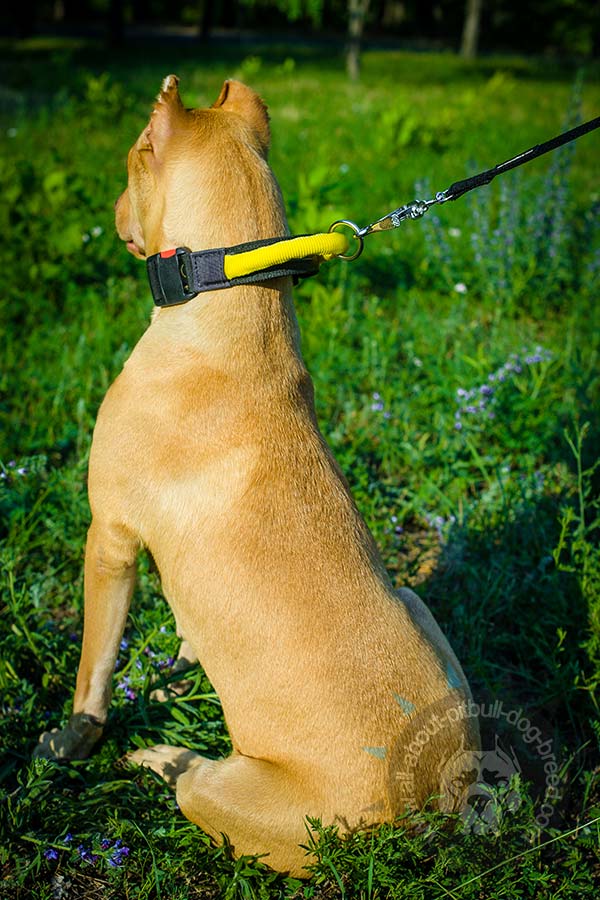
115,75,286,259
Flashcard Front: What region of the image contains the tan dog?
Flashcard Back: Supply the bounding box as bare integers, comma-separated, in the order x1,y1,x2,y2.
36,76,479,876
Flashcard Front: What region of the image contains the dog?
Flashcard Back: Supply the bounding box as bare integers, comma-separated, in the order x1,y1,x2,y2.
35,75,479,876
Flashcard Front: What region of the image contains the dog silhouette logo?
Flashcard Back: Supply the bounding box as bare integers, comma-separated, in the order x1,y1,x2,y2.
440,735,522,834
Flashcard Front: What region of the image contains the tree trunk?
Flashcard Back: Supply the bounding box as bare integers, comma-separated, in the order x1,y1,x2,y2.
347,0,371,81
460,0,483,59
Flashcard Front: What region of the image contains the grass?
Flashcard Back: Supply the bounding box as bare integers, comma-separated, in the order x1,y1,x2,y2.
1,34,599,899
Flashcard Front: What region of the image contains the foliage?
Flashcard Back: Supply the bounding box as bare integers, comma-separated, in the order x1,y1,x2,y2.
8,0,600,57
553,424,600,703
414,79,600,317
240,0,325,27
1,38,599,898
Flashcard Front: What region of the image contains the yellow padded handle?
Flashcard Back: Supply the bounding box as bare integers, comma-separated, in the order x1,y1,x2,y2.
223,232,349,281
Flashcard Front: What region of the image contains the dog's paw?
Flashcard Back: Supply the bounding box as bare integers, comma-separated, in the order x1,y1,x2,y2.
128,744,203,787
34,713,104,761
150,677,195,703
151,648,198,703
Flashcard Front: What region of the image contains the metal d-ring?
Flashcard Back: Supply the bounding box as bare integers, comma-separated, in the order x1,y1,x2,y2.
328,220,364,261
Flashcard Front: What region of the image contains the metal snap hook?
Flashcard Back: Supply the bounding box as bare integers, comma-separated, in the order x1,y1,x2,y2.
328,220,364,261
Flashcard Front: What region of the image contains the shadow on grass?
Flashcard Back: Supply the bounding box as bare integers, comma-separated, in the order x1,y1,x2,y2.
406,483,595,824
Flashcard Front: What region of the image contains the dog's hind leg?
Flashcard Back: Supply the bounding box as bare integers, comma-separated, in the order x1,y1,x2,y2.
174,638,198,667
131,746,315,875
151,638,199,701
35,517,138,759
179,754,317,875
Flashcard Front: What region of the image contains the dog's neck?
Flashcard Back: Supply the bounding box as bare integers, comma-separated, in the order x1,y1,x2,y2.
146,153,304,378
154,278,300,364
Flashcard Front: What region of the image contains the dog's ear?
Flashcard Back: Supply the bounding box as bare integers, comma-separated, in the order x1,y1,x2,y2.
140,74,186,157
212,79,270,156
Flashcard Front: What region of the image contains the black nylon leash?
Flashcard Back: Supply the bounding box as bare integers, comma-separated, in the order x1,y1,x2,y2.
330,114,600,255
442,115,600,203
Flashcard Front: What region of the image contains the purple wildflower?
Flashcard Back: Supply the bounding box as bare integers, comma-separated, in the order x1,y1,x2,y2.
108,843,130,867
44,848,59,861
390,514,403,535
154,656,175,671
453,346,551,433
369,391,392,420
78,845,99,865
95,836,131,867
426,513,456,541
117,675,137,701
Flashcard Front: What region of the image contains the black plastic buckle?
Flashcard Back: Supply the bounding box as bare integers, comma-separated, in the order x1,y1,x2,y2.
146,247,197,307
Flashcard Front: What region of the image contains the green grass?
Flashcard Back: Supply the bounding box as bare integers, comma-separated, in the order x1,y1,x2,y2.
1,36,599,898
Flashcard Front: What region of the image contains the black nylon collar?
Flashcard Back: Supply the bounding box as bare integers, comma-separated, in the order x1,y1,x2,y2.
146,236,320,307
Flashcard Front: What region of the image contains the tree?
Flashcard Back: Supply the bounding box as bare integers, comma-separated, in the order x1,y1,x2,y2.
347,0,370,80
460,0,483,59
